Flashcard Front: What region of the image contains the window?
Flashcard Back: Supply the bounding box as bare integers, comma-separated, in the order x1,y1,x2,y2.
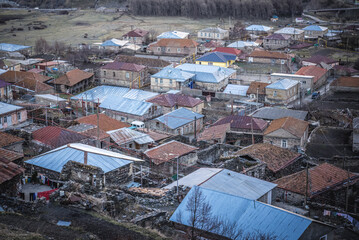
129,143,133,148
302,81,306,84
273,90,277,97
281,139,287,148
199,62,201,65
217,34,220,38
113,72,115,77
204,33,207,37
121,117,125,121
200,32,203,36
126,72,130,79
250,94,256,99
167,48,171,52
17,112,21,121
208,62,213,66
177,48,181,53
155,78,158,83
160,79,163,84
103,71,106,76
157,47,161,51
160,87,163,91
4,116,7,123
169,79,173,85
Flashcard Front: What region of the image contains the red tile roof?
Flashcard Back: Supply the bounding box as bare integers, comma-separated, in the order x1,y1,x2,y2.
123,29,149,38
32,126,89,148
330,76,359,88
248,50,288,59
212,115,268,132
264,117,309,138
0,148,23,162
144,140,198,165
236,143,301,173
0,158,25,184
14,78,53,93
303,55,338,64
101,61,146,72
147,94,203,108
0,132,24,148
76,114,130,132
213,47,241,56
296,66,327,84
0,70,51,83
274,163,359,197
198,123,230,142
150,39,199,48
246,81,269,95
55,69,94,87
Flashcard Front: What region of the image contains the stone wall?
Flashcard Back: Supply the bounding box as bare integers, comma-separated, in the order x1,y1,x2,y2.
197,144,240,165
4,141,24,154
226,131,263,146
0,174,22,197
263,136,301,151
25,164,61,180
100,68,148,88
105,163,133,187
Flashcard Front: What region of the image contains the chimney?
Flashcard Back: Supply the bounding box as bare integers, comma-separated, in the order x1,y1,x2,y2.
84,151,88,165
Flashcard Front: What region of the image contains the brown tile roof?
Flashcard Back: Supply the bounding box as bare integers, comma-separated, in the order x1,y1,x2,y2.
213,47,241,56
0,158,25,184
248,50,288,59
246,81,269,95
147,94,203,108
76,114,130,132
14,78,53,93
115,55,171,68
101,62,146,72
212,115,268,132
235,143,301,172
331,76,359,88
144,140,198,165
264,117,309,138
0,70,51,83
296,66,327,84
0,132,24,148
303,55,338,65
55,69,94,87
0,148,23,162
198,123,230,142
123,29,149,38
150,39,199,48
274,163,359,197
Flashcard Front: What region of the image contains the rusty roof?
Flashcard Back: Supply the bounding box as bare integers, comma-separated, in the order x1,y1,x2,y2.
0,70,51,83
296,66,327,84
264,117,309,138
32,126,89,148
248,50,288,59
123,28,149,37
150,39,199,48
198,123,230,142
55,69,94,87
331,76,359,88
274,163,359,197
147,93,203,108
14,78,53,93
246,81,269,95
0,131,24,147
303,55,338,64
236,143,301,173
76,114,130,132
144,140,198,165
136,129,171,142
0,158,25,184
0,148,23,162
101,61,147,72
212,115,268,132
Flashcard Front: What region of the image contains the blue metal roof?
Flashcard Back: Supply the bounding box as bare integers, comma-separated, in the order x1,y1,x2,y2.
176,64,236,83
157,31,189,39
303,25,327,31
196,52,236,63
25,143,139,173
0,43,31,52
71,86,130,103
245,25,271,32
223,84,249,96
0,102,24,115
156,107,204,129
227,41,258,48
152,67,195,82
170,186,312,240
266,79,298,90
100,96,153,116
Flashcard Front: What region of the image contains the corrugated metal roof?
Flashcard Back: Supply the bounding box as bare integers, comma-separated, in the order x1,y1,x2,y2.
0,158,25,184
157,31,189,39
35,94,67,102
303,25,328,32
275,27,304,35
176,64,236,83
101,38,128,47
0,102,24,115
196,52,236,63
25,143,142,173
246,25,271,32
71,85,130,103
170,186,312,240
0,43,31,52
156,108,204,129
122,89,158,101
108,128,154,145
100,96,153,116
266,78,298,90
200,27,228,33
223,84,249,96
152,67,195,82
251,107,308,120
227,41,258,48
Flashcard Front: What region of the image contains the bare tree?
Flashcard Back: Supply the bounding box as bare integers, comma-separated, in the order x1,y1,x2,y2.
53,41,66,57
34,38,50,54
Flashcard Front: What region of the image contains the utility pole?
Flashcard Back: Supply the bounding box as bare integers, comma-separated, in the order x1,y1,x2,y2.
194,116,197,139
346,166,350,212
140,165,143,187
251,117,254,145
97,107,100,148
256,87,259,108
304,161,309,207
176,157,179,196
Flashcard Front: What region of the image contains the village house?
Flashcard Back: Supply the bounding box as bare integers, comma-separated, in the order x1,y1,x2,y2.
197,123,230,144
330,76,359,92
235,143,303,180
227,40,259,49
245,25,272,35
171,186,334,240
34,94,67,108
213,47,241,56
0,147,24,165
146,93,204,114
100,61,148,88
213,115,268,134
148,39,198,56
0,131,24,153
296,65,329,90
25,143,142,188
53,69,94,94
263,116,309,150
0,158,25,196
157,30,189,39
144,140,198,176
201,40,224,52
0,70,51,84
271,73,315,92
164,168,277,204
246,50,289,65
265,79,299,106
263,33,292,50
222,84,249,98
273,163,359,209
274,27,305,41
303,25,328,39
333,65,359,76
107,128,154,151
150,67,195,92
115,55,171,74
0,102,27,129
246,81,269,103
195,51,236,67
122,29,149,45
197,27,229,41
149,108,204,135
0,79,12,101
302,55,339,68
251,107,308,121
99,97,162,123
100,38,129,51
67,123,110,148
75,113,130,132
